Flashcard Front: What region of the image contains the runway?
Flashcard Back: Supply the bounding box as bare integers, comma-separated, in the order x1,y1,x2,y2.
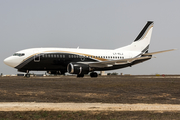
1,102,180,111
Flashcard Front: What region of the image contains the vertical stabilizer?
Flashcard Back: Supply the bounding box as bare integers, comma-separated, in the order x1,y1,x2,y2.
134,21,154,42
116,21,154,53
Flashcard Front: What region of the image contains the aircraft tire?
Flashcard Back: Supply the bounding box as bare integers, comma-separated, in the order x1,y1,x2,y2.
77,74,84,78
25,74,30,78
90,72,98,78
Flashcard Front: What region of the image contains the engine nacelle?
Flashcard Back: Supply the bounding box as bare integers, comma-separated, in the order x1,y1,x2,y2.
67,63,89,74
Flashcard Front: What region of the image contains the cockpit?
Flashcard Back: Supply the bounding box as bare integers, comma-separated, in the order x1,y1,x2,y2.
13,53,25,57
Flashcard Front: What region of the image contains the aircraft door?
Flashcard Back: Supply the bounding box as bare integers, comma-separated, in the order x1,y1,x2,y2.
34,50,40,62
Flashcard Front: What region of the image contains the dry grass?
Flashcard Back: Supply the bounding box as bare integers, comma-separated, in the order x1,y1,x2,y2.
1,111,180,120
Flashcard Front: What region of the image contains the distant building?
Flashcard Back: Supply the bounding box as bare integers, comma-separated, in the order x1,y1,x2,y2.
100,71,107,76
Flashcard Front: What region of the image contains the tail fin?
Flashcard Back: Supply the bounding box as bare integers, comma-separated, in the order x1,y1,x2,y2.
116,21,154,53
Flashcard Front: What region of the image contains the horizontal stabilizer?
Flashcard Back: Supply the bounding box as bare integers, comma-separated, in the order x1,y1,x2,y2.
143,49,175,56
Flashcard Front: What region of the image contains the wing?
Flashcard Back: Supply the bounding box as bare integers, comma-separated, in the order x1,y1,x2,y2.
89,49,175,68
89,56,151,68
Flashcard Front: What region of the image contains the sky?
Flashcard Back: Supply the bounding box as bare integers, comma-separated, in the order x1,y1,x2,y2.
0,0,180,75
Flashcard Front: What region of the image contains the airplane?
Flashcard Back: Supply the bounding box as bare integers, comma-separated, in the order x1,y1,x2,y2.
4,21,174,78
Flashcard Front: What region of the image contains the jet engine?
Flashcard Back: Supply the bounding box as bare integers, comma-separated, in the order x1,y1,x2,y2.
67,63,89,74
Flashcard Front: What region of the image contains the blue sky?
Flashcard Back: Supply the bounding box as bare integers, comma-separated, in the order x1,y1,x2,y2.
1,0,179,75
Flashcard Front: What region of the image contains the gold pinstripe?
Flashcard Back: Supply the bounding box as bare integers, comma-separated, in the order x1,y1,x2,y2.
22,53,39,62
141,26,153,40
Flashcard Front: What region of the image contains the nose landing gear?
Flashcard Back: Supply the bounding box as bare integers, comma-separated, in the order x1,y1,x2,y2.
25,73,30,78
25,70,30,78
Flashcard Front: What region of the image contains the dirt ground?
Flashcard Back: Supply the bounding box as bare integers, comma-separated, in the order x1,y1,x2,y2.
1,76,180,119
0,76,180,104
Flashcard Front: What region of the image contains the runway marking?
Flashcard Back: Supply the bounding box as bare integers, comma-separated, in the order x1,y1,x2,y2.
1,102,180,111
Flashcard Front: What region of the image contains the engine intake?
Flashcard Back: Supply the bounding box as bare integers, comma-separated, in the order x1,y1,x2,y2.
67,63,89,74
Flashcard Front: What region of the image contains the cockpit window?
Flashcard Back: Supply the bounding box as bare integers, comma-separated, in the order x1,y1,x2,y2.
13,53,25,56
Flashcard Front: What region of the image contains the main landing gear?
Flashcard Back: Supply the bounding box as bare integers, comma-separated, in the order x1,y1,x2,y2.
77,72,98,78
90,72,98,78
77,74,84,78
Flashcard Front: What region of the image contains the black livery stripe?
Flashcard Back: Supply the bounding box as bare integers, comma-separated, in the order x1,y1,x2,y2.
15,50,109,70
15,56,34,70
134,21,154,42
15,52,101,71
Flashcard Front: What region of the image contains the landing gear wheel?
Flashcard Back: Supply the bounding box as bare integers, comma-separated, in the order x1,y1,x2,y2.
77,74,84,78
90,72,98,78
25,74,30,78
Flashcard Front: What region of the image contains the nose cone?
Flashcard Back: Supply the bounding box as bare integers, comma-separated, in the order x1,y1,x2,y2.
4,56,19,68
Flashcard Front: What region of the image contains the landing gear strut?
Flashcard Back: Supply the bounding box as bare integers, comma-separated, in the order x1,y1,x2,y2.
25,70,30,78
90,72,98,78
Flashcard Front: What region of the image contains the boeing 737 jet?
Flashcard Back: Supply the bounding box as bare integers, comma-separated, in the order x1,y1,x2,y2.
4,21,174,77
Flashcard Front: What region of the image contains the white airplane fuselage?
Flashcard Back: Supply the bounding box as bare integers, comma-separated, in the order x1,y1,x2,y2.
4,48,143,71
